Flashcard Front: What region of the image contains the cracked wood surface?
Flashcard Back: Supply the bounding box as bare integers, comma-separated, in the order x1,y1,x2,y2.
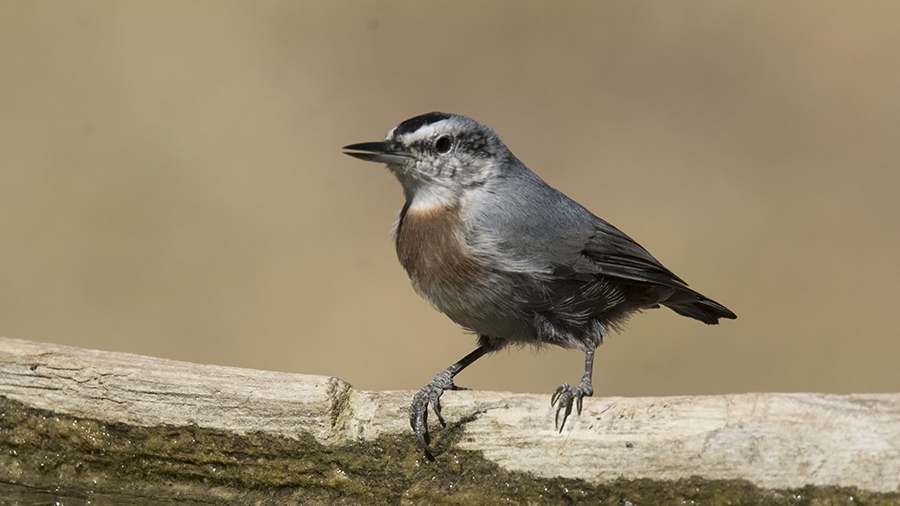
1,336,899,493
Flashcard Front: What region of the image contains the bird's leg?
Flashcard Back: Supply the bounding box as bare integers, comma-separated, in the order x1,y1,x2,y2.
551,348,595,431
410,345,490,459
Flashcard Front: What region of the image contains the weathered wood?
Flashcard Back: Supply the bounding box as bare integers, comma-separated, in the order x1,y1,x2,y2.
1,336,898,504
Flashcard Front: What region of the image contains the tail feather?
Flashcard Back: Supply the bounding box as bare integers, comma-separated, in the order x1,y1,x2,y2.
663,291,736,325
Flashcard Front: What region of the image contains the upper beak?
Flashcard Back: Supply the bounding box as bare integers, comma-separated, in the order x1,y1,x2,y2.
342,142,412,165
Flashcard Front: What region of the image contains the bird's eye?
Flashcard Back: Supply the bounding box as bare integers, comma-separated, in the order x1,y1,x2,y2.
434,135,452,154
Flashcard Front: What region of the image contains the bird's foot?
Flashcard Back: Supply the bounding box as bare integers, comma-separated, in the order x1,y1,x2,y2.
551,377,593,431
409,369,467,459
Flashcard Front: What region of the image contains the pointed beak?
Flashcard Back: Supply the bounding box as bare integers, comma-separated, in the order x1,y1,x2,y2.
342,142,412,165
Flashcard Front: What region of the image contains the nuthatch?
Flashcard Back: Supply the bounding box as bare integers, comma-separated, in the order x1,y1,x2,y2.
343,112,736,458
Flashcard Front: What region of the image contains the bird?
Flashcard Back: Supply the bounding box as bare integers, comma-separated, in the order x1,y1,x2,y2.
343,112,736,458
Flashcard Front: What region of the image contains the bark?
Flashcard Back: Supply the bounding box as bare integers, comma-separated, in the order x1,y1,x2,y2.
1,336,897,504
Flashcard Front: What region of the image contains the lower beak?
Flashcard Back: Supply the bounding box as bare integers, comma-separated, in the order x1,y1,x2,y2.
343,142,412,165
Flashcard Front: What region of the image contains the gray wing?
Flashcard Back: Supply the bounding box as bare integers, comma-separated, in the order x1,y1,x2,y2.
464,163,736,325
465,164,687,290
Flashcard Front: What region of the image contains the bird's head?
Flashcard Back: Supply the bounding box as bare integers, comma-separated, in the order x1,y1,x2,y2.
344,112,512,210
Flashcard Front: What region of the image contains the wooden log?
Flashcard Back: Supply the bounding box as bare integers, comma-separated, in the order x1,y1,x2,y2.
1,336,898,504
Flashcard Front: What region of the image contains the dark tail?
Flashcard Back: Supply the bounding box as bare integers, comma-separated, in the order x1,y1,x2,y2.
663,290,737,325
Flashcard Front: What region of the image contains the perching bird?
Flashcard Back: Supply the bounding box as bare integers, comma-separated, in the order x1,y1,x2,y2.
343,112,736,458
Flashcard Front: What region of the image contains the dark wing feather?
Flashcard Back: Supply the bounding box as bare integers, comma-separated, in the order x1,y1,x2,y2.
579,218,688,289
578,218,736,323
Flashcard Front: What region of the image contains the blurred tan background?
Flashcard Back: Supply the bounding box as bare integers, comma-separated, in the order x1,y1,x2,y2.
1,2,898,397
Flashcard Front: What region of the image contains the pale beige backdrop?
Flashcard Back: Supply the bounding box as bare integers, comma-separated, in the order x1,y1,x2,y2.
1,2,898,397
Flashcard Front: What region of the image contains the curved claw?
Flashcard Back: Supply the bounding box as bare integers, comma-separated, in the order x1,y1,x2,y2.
410,389,433,455
555,395,574,431
409,370,461,459
550,380,593,432
429,390,446,426
551,383,570,407
407,345,490,459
